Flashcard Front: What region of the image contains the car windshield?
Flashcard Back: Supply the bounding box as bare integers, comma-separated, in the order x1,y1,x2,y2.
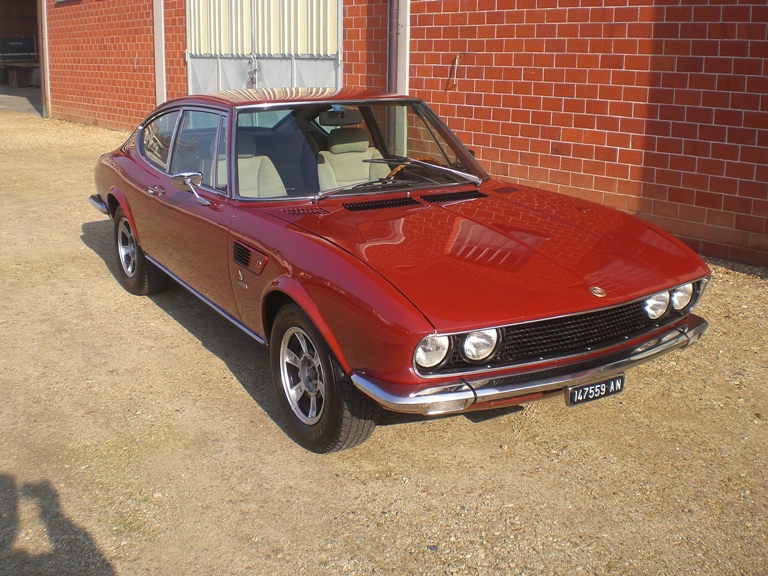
233,100,487,200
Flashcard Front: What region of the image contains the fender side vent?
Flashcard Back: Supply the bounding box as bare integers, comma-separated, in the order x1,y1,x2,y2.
282,206,329,216
343,197,420,211
233,242,251,268
421,190,487,203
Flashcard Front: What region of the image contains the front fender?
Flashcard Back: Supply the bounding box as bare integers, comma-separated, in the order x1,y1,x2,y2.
265,277,352,375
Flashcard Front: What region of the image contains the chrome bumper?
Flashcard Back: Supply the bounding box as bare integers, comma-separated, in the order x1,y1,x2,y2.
350,314,708,415
89,194,109,215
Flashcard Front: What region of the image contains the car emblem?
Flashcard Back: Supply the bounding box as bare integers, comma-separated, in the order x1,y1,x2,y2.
590,286,607,298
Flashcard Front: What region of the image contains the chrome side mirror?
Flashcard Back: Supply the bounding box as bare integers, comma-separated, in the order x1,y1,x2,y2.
170,172,211,206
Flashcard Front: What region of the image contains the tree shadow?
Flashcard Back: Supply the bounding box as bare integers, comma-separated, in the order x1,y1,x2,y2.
80,219,521,435
0,474,115,575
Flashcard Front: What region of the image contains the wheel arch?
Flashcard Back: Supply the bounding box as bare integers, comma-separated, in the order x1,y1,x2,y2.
107,187,142,244
262,280,354,376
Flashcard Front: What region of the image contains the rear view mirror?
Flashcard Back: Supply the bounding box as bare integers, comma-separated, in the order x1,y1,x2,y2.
319,108,362,126
170,172,210,206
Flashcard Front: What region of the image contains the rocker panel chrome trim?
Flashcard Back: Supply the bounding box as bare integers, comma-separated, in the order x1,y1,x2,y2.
146,255,267,345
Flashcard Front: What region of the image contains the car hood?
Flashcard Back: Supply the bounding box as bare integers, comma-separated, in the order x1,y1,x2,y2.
272,182,709,332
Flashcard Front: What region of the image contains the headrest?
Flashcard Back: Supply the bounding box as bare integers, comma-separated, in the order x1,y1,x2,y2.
328,128,370,154
237,133,257,158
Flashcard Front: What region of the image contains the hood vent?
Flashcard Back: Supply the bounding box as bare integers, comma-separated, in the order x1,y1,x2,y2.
282,206,329,216
233,242,251,268
343,197,420,212
421,190,487,203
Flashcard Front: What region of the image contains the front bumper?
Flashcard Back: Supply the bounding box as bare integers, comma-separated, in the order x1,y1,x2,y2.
89,194,109,215
351,314,708,415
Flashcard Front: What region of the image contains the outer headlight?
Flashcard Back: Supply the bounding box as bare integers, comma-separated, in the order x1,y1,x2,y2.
415,335,450,369
644,291,670,320
671,283,694,311
462,329,499,362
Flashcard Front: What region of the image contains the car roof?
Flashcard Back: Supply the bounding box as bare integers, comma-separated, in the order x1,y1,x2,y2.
159,87,415,112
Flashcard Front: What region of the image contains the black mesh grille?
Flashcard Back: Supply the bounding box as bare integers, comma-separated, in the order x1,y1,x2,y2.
435,301,652,374
233,242,251,268
343,197,420,211
421,190,487,203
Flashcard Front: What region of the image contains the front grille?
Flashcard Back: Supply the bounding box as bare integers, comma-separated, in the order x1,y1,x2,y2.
343,197,421,211
435,301,652,375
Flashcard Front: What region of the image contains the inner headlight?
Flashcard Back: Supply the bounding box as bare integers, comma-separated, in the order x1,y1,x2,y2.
462,329,499,362
644,291,670,320
415,334,450,369
671,283,694,310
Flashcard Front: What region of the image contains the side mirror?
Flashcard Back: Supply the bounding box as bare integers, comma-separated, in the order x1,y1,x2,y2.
170,172,210,206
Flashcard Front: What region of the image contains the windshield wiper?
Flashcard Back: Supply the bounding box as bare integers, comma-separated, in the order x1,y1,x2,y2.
365,157,483,187
312,178,420,204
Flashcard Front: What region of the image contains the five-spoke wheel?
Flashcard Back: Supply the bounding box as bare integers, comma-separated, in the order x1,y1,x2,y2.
271,305,380,452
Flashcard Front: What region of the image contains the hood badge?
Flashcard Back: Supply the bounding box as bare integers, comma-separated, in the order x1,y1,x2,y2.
590,286,607,298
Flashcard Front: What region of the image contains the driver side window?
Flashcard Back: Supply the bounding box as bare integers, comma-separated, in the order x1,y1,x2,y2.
142,111,179,171
169,110,225,189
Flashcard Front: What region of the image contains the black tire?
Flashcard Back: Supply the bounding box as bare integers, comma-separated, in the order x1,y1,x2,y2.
113,206,168,295
270,305,380,452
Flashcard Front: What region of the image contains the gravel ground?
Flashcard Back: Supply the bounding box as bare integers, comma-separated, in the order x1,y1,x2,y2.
1,109,767,575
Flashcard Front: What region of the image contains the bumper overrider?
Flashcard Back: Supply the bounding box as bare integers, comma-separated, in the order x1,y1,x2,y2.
351,314,708,415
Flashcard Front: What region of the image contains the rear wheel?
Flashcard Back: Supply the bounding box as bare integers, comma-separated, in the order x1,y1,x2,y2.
270,305,379,452
113,206,168,295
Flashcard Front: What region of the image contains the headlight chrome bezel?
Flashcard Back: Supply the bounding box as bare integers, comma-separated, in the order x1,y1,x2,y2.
644,291,670,320
671,282,694,311
461,329,500,363
644,281,701,321
414,334,451,369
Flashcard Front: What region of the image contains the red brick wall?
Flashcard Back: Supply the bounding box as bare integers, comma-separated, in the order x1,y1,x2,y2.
342,0,388,90
46,0,186,131
410,0,768,267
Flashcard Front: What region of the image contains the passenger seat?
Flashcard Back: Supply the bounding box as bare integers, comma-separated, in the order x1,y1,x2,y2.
317,128,389,190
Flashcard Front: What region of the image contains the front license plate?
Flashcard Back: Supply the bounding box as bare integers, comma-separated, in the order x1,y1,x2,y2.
565,374,625,407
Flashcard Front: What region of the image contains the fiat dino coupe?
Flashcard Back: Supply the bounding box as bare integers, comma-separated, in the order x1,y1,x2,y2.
90,88,710,452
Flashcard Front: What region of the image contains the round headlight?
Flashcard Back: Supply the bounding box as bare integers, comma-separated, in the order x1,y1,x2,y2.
462,329,499,362
415,335,450,369
644,291,670,320
671,283,694,311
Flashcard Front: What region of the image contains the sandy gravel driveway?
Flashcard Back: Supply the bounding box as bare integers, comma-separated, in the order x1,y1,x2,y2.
1,110,767,575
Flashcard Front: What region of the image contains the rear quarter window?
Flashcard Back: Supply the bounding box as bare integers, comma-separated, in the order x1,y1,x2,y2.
142,111,180,171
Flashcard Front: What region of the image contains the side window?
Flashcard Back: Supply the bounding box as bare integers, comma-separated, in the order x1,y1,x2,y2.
142,110,179,170
169,110,222,188
214,116,228,191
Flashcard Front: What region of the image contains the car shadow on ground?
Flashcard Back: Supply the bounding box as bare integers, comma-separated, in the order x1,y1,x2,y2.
81,219,524,437
0,474,115,576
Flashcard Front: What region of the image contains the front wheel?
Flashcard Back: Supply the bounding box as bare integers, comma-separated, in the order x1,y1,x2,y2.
113,206,168,295
270,305,380,452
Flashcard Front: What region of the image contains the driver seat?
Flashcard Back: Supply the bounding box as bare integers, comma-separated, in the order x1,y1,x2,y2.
317,128,389,190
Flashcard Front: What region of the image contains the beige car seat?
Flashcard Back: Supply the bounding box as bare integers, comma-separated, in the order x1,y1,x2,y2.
237,133,287,198
317,127,389,190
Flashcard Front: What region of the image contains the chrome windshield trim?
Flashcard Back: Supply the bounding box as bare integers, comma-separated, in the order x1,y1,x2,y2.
352,315,707,415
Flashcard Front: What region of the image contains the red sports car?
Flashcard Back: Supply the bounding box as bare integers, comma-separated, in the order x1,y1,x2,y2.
90,88,710,452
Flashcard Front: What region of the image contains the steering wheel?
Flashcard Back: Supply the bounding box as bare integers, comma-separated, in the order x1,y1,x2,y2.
386,156,439,180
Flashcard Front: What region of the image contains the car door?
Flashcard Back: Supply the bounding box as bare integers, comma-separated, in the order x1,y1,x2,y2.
146,109,240,319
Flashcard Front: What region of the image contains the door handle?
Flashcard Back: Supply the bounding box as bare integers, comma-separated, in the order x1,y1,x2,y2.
147,185,165,196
